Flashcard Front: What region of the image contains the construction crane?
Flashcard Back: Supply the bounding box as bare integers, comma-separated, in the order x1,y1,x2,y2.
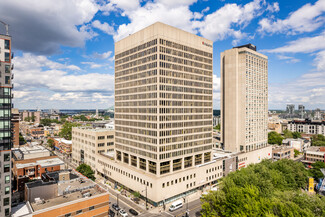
0,20,9,35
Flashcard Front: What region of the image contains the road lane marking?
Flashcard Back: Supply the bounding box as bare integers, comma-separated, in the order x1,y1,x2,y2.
109,193,142,214
175,204,202,217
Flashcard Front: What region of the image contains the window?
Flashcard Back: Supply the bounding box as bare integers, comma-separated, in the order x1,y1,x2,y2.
5,76,10,84
76,210,82,214
5,186,10,194
98,143,105,147
89,206,95,210
5,65,10,73
4,164,10,172
107,135,114,139
3,197,9,206
5,208,10,216
4,153,10,161
4,40,10,49
107,142,114,146
98,136,105,140
5,52,10,62
5,175,10,184
65,214,71,217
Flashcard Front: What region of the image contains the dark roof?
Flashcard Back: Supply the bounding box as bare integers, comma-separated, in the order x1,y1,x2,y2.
233,43,257,51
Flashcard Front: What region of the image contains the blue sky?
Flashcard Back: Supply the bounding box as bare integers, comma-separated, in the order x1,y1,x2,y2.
0,0,324,110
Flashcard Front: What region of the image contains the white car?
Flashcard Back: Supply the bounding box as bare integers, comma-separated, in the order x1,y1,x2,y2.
119,209,128,217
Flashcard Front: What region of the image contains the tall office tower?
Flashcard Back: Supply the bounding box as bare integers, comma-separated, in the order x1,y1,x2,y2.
221,44,268,153
286,104,295,115
314,108,321,120
298,105,305,119
115,22,213,176
0,23,13,217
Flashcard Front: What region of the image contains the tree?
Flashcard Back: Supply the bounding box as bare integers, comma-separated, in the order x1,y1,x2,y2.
76,163,95,181
19,133,26,145
292,132,302,139
294,149,300,158
132,191,140,198
309,161,325,182
59,122,80,140
283,129,293,139
311,134,325,146
47,138,55,150
213,124,220,131
200,159,324,217
268,131,283,145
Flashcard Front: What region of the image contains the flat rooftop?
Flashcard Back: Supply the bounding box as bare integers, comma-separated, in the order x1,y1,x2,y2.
28,170,107,212
15,157,64,169
75,126,114,132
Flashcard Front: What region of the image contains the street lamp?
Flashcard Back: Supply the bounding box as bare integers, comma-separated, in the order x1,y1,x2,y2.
142,184,148,210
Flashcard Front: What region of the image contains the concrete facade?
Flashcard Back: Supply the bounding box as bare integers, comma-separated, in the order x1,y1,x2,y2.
72,127,114,168
221,44,268,153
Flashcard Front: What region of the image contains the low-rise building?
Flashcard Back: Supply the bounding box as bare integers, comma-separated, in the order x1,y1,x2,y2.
52,138,72,157
303,146,325,164
282,138,310,152
272,146,295,161
12,170,109,217
72,127,114,168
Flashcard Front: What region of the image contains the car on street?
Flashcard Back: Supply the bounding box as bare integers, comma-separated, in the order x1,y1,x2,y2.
129,208,138,216
119,209,128,217
112,203,120,211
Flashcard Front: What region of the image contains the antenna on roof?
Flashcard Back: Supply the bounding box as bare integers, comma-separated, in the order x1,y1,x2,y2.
0,20,9,35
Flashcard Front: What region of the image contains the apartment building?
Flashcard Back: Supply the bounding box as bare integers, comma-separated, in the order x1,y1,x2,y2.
288,119,325,136
21,111,41,124
0,27,13,216
72,127,114,168
221,44,269,154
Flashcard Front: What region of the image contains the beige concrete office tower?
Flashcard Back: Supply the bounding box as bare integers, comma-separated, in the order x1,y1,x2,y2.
221,44,268,153
115,22,213,177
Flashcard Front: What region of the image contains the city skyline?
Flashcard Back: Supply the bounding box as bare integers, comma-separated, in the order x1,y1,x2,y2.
0,0,324,109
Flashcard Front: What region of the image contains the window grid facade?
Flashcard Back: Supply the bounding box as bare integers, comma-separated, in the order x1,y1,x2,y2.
115,28,213,176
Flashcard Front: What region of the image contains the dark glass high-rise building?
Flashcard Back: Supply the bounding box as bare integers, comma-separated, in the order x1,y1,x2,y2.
0,28,13,216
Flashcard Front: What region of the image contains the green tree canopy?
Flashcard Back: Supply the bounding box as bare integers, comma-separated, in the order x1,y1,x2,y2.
309,161,325,182
312,134,325,146
47,138,55,149
59,122,80,140
292,131,302,139
283,129,293,139
76,163,95,181
201,159,325,217
268,131,283,145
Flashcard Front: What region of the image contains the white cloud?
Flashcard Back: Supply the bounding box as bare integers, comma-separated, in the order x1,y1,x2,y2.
92,51,113,59
276,55,300,63
193,0,265,42
264,31,325,53
92,20,115,35
259,0,325,35
0,0,99,54
113,0,197,41
266,2,279,13
13,53,114,93
81,62,105,69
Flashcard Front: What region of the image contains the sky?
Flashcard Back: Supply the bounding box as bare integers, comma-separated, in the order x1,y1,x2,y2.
0,0,324,110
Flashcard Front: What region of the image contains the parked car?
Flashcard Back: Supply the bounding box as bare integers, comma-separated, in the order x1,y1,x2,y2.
112,203,120,211
129,208,138,216
119,209,128,217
